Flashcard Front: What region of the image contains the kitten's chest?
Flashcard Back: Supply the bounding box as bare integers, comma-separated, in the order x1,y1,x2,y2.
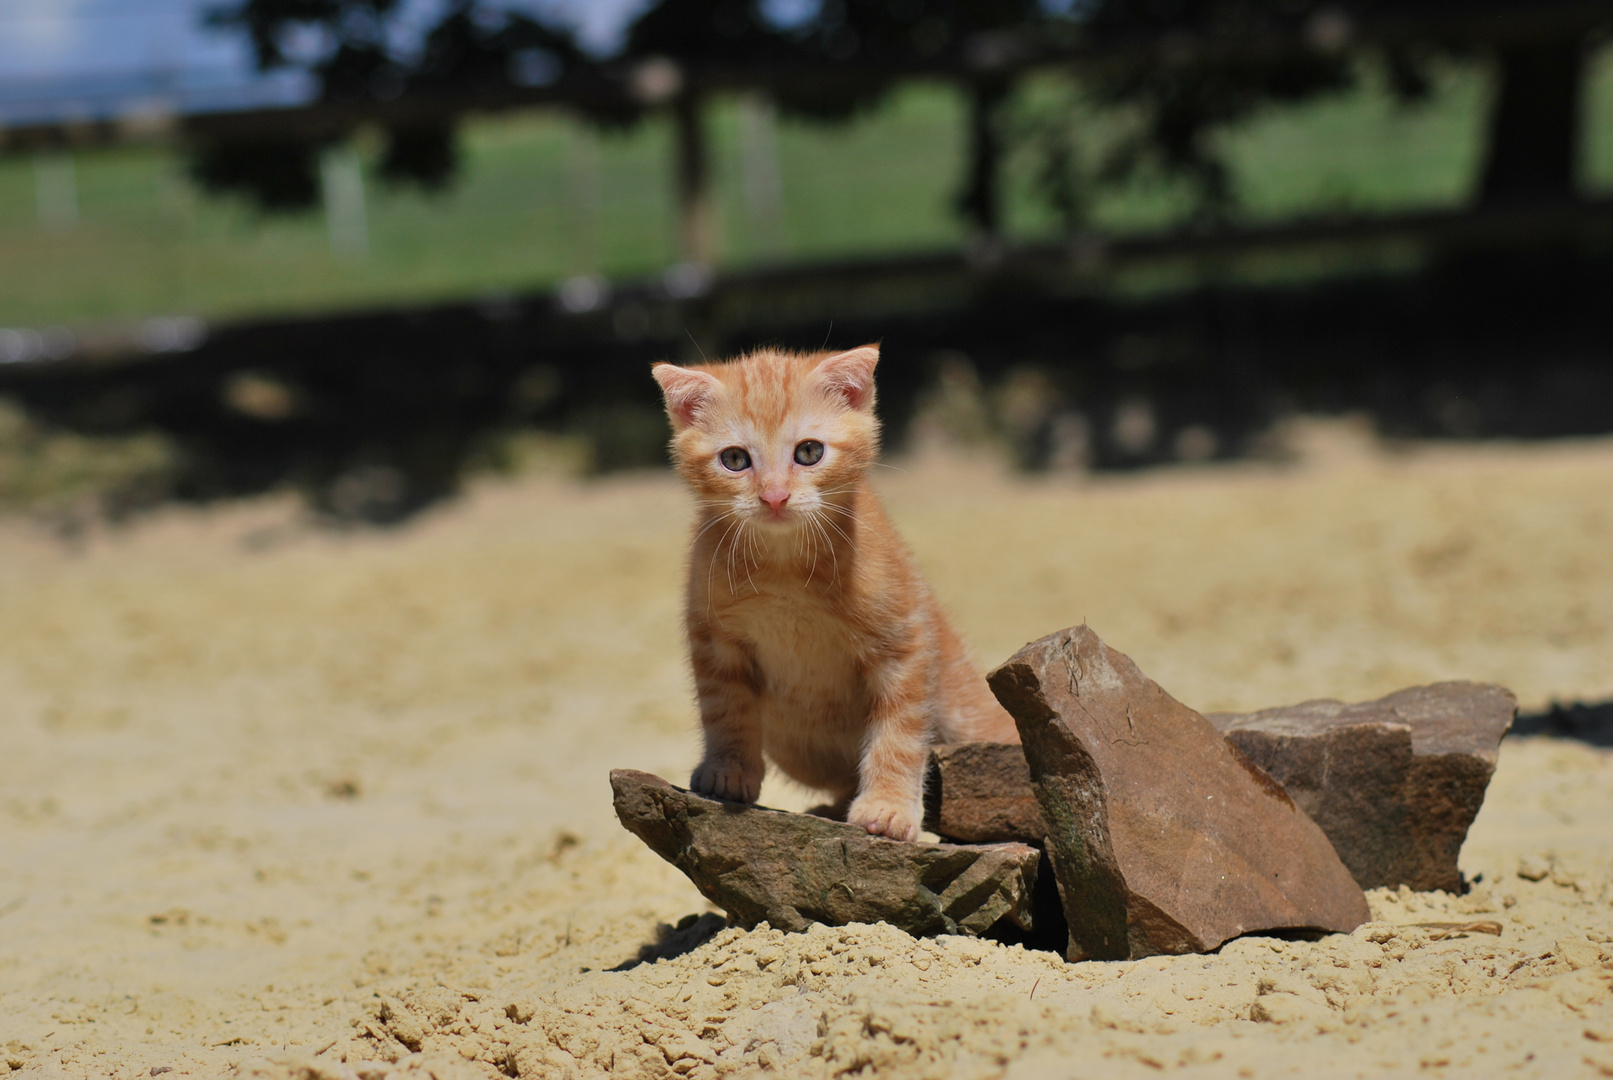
726,590,863,699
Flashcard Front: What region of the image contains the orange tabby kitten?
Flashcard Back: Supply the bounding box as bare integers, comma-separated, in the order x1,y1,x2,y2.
652,344,1018,841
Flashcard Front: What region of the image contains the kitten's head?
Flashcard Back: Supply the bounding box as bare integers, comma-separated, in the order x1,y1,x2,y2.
652,345,880,529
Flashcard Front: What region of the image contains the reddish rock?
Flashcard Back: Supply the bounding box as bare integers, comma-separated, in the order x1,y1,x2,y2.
923,742,1043,843
925,685,1514,896
987,626,1370,961
610,769,1041,938
1206,683,1515,893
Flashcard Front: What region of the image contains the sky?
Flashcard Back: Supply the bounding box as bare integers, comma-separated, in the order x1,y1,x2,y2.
0,0,654,122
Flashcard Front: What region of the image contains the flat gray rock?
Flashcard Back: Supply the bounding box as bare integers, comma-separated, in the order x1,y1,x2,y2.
610,769,1041,938
989,626,1370,961
1206,682,1516,892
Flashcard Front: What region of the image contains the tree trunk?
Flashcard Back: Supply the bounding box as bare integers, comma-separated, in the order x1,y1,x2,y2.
1479,36,1584,205
673,92,715,265
958,79,1009,240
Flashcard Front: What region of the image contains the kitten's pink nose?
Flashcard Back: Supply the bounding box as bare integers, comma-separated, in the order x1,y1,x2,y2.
761,489,790,514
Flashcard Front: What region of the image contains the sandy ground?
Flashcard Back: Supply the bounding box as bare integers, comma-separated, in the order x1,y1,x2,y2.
2,426,1611,1079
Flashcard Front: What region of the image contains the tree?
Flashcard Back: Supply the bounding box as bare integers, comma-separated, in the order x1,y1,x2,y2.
202,0,1056,241
620,0,1051,251
202,0,1613,224
197,0,598,209
1032,1,1611,221
1479,30,1587,204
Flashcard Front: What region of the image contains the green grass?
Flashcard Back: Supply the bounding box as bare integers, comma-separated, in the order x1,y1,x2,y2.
1220,60,1491,219
0,51,1609,330
1582,45,1613,192
0,118,681,326
708,87,970,264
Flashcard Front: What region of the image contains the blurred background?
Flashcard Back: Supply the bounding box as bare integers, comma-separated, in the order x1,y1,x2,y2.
1,0,1611,524
2,13,1612,1070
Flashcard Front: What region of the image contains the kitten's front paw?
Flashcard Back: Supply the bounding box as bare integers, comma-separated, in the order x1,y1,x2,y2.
690,758,761,804
847,796,921,842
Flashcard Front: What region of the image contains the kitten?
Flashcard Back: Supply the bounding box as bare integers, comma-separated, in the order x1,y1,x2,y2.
652,344,1019,842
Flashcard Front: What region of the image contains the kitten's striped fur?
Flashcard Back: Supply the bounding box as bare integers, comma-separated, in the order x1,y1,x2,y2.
652,344,1018,841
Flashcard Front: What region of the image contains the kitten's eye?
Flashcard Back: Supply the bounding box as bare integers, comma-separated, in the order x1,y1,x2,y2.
719,447,751,472
794,440,825,466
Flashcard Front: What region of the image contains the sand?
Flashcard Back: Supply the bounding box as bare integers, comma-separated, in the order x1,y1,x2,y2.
1,425,1611,1079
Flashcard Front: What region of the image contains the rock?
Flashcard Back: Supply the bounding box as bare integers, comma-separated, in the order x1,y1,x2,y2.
987,625,1369,961
610,769,1041,937
1206,683,1515,893
923,742,1043,843
1517,854,1552,882
927,685,1515,895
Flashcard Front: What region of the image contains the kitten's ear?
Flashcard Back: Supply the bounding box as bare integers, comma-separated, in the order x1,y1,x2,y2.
814,344,879,411
652,363,722,429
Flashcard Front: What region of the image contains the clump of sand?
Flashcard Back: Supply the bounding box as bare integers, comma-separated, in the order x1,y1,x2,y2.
263,874,1613,1080
2,432,1612,1079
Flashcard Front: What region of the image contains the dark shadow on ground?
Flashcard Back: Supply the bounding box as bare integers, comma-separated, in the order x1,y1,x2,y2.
1510,700,1613,748
610,911,729,971
5,243,1613,522
608,853,1069,967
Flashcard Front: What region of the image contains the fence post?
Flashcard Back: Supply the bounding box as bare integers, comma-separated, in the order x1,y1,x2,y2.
321,146,369,258
34,151,78,231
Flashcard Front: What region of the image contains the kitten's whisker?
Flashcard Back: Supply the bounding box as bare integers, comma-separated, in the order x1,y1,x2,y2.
797,515,818,585
717,514,745,553
808,511,839,586
708,520,730,597
684,328,710,363
703,522,734,621
691,509,737,546
819,513,855,549
811,514,832,587
729,519,751,596
804,520,819,586
739,521,759,595
821,516,841,585
702,513,735,556
749,526,762,591
714,515,744,597
822,510,865,540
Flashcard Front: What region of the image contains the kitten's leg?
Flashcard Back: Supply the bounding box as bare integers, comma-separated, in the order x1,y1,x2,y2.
846,650,932,842
688,626,765,803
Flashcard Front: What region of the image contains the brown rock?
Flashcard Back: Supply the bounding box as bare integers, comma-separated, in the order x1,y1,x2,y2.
924,685,1515,895
987,626,1370,961
610,769,1041,937
923,742,1043,843
1206,683,1515,893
